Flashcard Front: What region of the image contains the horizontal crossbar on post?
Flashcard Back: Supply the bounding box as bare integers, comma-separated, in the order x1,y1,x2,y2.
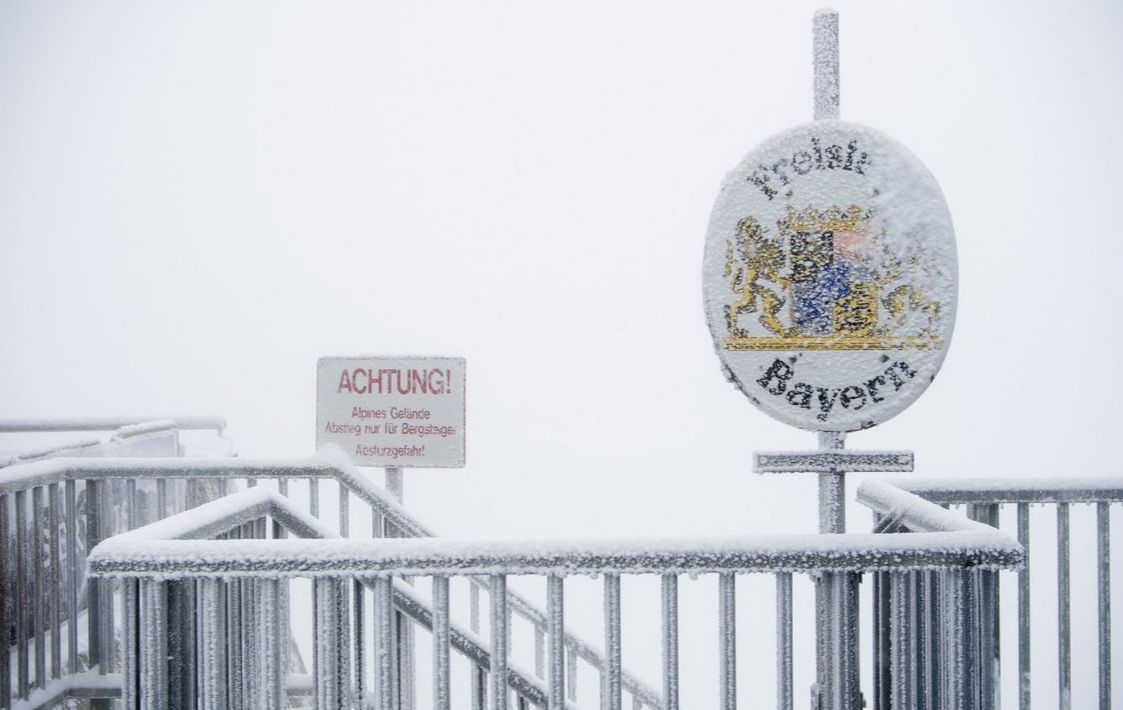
754,450,914,473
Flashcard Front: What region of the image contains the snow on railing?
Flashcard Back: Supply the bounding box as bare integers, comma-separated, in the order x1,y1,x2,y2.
865,477,1123,710
83,480,1024,710
0,417,226,434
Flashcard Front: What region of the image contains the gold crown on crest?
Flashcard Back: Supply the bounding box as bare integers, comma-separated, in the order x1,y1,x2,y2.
778,204,872,234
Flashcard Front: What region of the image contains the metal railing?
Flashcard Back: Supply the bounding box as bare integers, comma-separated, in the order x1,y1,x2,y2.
2,446,661,708
86,479,1023,709
880,477,1123,710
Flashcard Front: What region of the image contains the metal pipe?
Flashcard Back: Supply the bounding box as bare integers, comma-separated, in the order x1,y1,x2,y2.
1098,502,1111,709
604,574,623,710
813,8,840,120
48,483,61,681
1058,502,1071,710
310,478,320,518
15,489,29,699
776,573,793,710
491,574,509,710
547,575,565,710
339,485,350,537
0,494,10,709
375,577,394,710
32,486,45,689
719,573,736,710
434,576,452,710
1016,503,1031,710
65,480,78,676
122,578,139,710
661,574,678,710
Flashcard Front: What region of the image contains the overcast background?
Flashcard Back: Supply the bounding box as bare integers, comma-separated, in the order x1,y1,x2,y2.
2,1,1121,706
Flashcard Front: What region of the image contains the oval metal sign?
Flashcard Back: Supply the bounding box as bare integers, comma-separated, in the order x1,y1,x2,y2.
703,121,957,431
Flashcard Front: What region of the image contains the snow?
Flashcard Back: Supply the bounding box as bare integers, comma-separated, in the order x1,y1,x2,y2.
9,672,121,710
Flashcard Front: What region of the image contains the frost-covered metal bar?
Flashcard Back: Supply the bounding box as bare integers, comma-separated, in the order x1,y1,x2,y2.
48,483,61,682
1098,501,1111,709
718,573,736,710
754,450,912,473
121,579,138,710
374,576,394,710
0,494,10,709
604,574,622,710
1058,503,1071,710
491,574,509,710
661,574,678,710
433,576,452,710
65,480,78,675
775,573,792,710
32,487,45,690
547,575,565,710
0,416,226,433
897,477,1123,504
15,489,29,700
812,8,839,120
1016,502,1031,710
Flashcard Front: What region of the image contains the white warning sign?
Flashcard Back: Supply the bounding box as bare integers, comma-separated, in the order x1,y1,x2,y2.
316,356,466,468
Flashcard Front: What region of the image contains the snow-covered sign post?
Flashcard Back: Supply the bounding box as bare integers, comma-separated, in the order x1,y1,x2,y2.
702,10,956,708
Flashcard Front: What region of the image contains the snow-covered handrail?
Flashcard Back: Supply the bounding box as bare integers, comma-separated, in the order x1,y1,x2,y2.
0,416,226,433
87,489,579,710
890,477,1123,504
856,480,1014,534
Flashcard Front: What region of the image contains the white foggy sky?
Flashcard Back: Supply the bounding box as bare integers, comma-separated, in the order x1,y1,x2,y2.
1,0,1121,543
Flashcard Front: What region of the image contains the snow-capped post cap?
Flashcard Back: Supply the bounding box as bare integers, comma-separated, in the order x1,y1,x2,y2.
702,121,958,432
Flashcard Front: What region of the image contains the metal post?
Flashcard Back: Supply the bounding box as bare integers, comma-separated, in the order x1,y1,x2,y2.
813,8,840,120
661,574,679,710
719,573,736,710
777,573,793,710
1098,502,1111,709
433,576,452,710
1016,503,1031,710
1058,503,1071,710
490,574,509,710
547,575,566,710
604,574,622,710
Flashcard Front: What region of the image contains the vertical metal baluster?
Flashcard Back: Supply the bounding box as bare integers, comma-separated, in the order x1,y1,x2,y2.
719,573,736,710
355,579,366,708
374,577,394,710
662,574,678,710
273,478,288,538
433,576,452,710
491,575,509,710
32,487,45,689
534,626,545,680
1058,502,1071,710
0,494,10,709
604,574,622,710
339,485,350,537
48,483,61,680
15,489,29,700
1098,502,1111,709
65,480,78,675
122,578,139,710
126,479,138,530
200,578,218,710
310,479,320,518
156,479,168,518
566,647,577,703
776,573,793,710
85,480,103,674
314,579,333,707
471,581,485,710
889,571,904,710
547,575,565,710
1016,503,1030,710
145,580,170,710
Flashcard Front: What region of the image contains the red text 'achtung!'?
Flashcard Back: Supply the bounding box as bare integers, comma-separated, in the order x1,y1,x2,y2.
337,368,454,396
